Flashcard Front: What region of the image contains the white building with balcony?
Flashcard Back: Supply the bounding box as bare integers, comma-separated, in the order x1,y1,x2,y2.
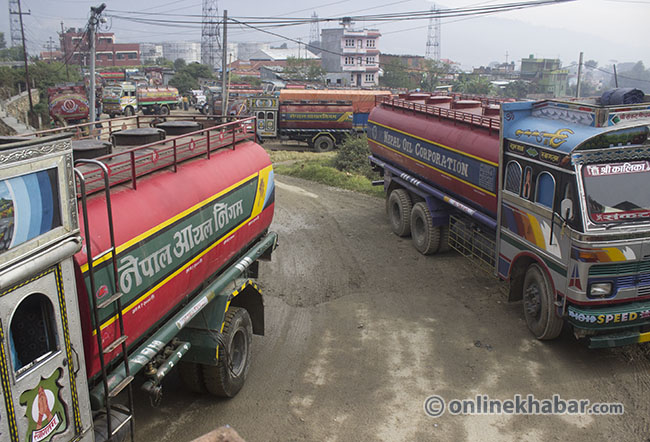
320,26,380,87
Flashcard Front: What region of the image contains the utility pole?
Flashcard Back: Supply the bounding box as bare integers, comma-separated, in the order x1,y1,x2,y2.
47,36,55,63
16,0,34,114
89,3,106,124
576,51,584,99
221,9,228,119
61,21,70,80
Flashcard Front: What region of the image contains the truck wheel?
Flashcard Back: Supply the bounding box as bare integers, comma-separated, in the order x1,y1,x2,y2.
178,362,206,393
160,105,170,116
202,307,252,398
387,189,412,237
202,103,209,115
522,264,563,340
124,106,134,117
93,407,130,442
410,202,440,255
438,225,451,253
109,113,116,119
313,135,334,152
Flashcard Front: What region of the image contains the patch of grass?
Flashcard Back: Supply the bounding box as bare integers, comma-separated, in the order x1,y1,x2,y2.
267,149,335,164
274,157,384,198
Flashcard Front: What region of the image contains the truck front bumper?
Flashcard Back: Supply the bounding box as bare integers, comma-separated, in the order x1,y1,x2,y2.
567,299,650,348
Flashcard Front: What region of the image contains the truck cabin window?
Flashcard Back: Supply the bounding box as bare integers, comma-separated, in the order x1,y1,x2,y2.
10,293,59,374
582,161,650,224
504,161,522,194
535,172,555,209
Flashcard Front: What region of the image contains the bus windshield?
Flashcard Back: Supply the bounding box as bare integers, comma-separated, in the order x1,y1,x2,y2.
582,161,650,224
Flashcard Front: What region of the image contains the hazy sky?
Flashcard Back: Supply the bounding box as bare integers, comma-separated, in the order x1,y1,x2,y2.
4,0,650,74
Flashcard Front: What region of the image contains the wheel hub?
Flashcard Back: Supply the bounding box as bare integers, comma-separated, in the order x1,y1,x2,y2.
525,284,542,318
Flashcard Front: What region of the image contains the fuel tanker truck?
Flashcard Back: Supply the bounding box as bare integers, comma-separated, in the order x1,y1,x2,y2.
368,92,650,348
249,95,354,151
0,121,277,441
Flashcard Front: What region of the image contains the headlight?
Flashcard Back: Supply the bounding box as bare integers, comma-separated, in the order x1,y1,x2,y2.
589,282,612,297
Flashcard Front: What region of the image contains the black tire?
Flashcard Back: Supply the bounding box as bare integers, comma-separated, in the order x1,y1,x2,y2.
93,407,130,442
109,113,116,119
386,189,412,237
159,105,170,116
438,224,451,253
202,307,253,398
202,103,209,115
178,361,206,394
124,106,134,117
522,264,563,340
313,135,334,152
410,202,441,255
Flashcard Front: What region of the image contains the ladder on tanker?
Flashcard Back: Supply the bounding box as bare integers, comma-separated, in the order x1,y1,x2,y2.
75,159,135,442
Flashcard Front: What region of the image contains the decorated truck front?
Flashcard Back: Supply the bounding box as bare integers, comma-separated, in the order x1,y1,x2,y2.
368,93,650,348
48,85,90,124
102,82,137,117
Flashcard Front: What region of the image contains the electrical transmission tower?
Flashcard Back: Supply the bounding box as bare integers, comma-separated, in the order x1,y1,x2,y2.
308,12,320,54
8,0,24,47
425,5,441,61
201,0,221,68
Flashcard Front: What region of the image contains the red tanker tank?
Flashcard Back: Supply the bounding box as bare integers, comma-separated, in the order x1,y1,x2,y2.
367,96,500,215
279,101,353,131
74,139,275,378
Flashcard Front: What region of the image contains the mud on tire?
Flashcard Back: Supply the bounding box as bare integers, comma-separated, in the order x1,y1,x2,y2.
386,189,412,237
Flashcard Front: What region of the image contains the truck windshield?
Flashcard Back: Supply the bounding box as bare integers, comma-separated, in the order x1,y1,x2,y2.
582,160,650,224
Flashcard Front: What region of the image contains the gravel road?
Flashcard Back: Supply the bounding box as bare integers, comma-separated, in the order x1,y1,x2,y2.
134,175,650,442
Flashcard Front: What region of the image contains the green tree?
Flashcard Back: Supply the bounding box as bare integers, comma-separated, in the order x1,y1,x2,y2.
182,62,213,80
0,32,6,50
419,59,452,92
453,74,493,95
169,71,198,94
613,61,650,89
155,57,174,68
283,57,325,81
379,59,418,90
174,58,186,71
501,80,530,99
0,45,24,62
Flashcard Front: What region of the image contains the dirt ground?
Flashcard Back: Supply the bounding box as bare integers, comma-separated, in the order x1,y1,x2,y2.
134,175,650,442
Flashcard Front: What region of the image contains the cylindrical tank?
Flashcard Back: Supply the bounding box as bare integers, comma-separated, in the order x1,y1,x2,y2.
111,128,166,146
71,139,112,160
406,93,431,103
279,101,353,130
452,100,483,115
484,105,500,116
155,120,203,136
426,96,453,108
74,140,275,378
368,103,499,215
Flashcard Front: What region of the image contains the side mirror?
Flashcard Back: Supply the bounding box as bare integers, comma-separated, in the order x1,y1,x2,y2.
560,198,573,221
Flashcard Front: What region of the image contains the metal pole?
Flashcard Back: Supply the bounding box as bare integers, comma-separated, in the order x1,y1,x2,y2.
613,64,619,88
576,51,583,99
89,14,96,123
17,0,34,114
61,21,70,80
221,9,228,120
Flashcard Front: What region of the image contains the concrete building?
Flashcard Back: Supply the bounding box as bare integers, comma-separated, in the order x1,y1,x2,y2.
140,43,163,64
162,42,201,64
235,42,271,61
520,55,568,97
320,25,380,87
60,29,140,67
248,47,319,62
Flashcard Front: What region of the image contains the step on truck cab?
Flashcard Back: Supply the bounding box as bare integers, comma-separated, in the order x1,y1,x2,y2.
368,92,650,348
